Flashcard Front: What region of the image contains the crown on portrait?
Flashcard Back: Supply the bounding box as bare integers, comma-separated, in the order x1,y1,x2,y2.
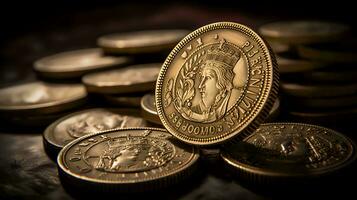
205,39,241,67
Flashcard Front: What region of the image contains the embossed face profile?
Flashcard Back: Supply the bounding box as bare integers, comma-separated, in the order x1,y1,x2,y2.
94,133,175,173
174,40,248,123
67,113,123,138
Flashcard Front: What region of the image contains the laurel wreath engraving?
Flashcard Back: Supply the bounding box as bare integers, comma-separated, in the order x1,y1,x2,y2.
172,51,206,110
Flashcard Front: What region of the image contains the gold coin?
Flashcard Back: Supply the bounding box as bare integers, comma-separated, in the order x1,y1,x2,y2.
43,108,147,159
259,21,350,44
140,93,161,125
281,82,357,98
155,22,279,145
0,81,86,115
277,52,328,73
221,123,356,182
82,63,161,94
98,30,190,54
102,94,142,107
34,48,131,79
266,99,280,122
298,41,357,63
57,127,199,192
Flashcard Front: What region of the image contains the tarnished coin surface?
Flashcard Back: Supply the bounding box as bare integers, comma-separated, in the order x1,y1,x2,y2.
141,93,161,125
44,108,148,157
83,63,161,94
221,123,356,181
156,22,279,145
98,30,190,54
34,48,130,79
259,21,350,44
0,81,86,115
57,128,199,192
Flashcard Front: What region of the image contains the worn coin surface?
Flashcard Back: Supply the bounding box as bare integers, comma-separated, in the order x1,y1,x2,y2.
83,63,161,94
156,22,279,145
98,30,190,54
141,93,161,125
221,123,356,181
57,128,199,192
259,21,350,44
44,108,148,157
0,81,86,115
34,48,130,79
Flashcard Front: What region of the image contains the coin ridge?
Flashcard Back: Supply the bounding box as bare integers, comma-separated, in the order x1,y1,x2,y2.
57,127,200,191
155,22,279,145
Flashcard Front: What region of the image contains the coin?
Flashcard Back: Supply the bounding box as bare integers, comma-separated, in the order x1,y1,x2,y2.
298,41,357,63
98,30,190,55
266,99,280,122
276,52,328,73
43,108,148,158
281,82,357,98
34,48,131,79
155,22,279,145
57,128,199,192
83,63,161,94
101,94,143,107
267,41,291,53
141,93,161,125
0,81,86,115
259,21,350,44
301,67,357,83
221,123,356,183
286,95,357,108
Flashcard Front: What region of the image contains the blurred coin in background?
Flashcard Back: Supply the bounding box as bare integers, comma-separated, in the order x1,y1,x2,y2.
98,30,190,55
0,81,86,115
82,63,161,94
140,93,161,125
34,48,131,79
259,21,350,44
298,39,357,63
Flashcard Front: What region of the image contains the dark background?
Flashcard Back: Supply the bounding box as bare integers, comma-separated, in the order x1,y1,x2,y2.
0,1,356,200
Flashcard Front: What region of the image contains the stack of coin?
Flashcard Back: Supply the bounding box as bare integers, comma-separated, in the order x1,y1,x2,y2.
259,21,357,127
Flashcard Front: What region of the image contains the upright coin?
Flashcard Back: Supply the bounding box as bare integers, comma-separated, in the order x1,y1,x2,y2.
221,123,356,183
83,63,161,94
44,108,148,158
98,30,190,54
0,81,86,115
34,48,131,79
141,93,161,125
259,21,350,44
156,22,279,145
57,128,199,192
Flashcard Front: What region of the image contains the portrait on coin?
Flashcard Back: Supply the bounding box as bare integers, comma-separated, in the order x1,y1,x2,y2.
174,40,247,123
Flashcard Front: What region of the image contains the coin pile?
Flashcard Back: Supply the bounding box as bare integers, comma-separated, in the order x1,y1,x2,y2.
259,21,357,127
1,22,355,196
